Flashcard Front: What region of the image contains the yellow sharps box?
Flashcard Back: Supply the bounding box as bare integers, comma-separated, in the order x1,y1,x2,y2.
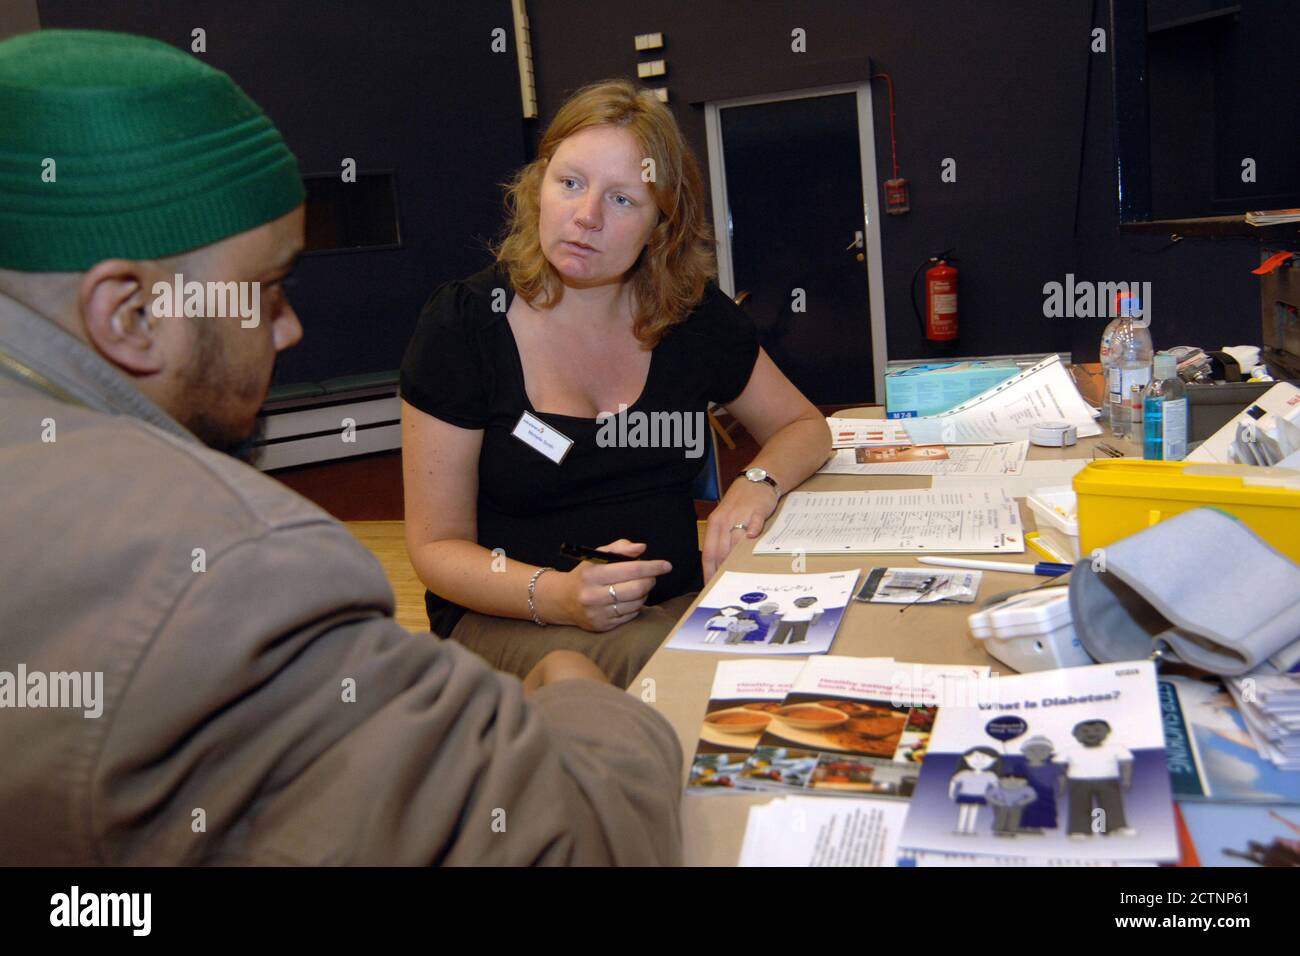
1072,459,1300,563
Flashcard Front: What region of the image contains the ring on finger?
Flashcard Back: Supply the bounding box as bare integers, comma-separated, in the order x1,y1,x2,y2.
608,584,621,616
730,522,748,532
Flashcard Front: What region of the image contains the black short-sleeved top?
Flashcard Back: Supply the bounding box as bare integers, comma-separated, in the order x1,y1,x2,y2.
400,263,760,637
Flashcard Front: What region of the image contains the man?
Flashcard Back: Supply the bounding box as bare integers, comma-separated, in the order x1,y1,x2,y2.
769,595,821,645
0,30,682,865
1055,719,1135,839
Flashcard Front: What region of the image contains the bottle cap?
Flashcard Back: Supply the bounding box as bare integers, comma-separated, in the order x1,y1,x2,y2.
1153,353,1177,379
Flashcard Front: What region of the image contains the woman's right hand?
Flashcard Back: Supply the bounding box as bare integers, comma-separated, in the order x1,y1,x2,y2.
548,539,673,632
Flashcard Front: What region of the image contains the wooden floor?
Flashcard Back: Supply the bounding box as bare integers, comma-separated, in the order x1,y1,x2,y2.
344,520,431,633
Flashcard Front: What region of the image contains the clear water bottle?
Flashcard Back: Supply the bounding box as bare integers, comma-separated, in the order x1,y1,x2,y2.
1143,352,1187,461
1107,299,1154,438
1099,315,1121,427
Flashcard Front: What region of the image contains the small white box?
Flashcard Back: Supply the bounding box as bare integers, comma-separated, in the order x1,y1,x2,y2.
1026,485,1080,561
634,32,664,51
968,590,1092,673
652,87,669,102
636,59,666,78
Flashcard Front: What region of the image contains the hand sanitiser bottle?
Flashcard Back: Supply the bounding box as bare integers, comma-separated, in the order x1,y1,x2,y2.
1143,352,1187,461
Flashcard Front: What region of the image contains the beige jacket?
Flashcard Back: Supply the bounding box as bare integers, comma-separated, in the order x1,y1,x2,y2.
0,292,682,865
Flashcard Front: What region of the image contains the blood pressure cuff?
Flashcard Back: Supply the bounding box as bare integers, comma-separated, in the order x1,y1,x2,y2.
1068,508,1300,675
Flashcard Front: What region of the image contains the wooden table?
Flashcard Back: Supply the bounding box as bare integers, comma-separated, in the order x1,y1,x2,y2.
632,407,1137,866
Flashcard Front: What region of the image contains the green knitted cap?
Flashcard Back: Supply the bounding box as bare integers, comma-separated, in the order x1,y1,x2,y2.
0,30,305,272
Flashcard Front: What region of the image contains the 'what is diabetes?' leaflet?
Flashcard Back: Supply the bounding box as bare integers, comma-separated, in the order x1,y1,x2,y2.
898,661,1178,862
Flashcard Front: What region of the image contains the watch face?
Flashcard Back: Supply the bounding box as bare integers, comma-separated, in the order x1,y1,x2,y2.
745,467,767,481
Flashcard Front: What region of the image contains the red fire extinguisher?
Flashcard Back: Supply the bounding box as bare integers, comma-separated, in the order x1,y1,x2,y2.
911,250,959,343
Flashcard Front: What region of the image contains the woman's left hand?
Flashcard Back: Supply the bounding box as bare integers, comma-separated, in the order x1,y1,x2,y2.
702,479,780,582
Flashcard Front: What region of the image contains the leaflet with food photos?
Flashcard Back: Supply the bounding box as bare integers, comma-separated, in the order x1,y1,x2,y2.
688,659,819,793
738,656,990,799
899,661,1178,862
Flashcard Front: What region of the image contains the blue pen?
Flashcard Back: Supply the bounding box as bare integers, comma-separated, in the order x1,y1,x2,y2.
916,558,1074,577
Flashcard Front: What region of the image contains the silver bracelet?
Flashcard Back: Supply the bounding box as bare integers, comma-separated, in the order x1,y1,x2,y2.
527,567,553,626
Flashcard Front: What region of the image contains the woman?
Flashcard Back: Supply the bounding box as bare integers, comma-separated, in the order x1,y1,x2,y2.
400,79,830,687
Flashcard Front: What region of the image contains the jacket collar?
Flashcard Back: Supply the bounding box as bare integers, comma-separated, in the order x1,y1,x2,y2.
0,289,195,443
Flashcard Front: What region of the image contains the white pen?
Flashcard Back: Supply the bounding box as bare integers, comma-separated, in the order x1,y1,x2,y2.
916,557,1072,577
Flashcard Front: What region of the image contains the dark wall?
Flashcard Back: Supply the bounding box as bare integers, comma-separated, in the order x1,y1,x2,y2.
1144,1,1300,220
527,0,1268,371
24,1,1273,387
37,0,525,387
1073,0,1261,360
528,0,1093,364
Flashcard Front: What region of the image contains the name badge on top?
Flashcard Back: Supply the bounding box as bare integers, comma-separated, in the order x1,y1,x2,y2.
512,410,574,464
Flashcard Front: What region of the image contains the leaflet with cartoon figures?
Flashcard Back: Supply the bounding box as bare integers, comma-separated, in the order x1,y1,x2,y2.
898,661,1179,862
739,656,991,798
688,659,815,793
664,570,860,655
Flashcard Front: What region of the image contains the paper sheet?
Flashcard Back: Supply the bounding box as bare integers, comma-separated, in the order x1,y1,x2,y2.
898,355,1101,445
825,418,913,449
738,797,910,867
818,441,1029,476
753,488,1025,554
931,458,1089,498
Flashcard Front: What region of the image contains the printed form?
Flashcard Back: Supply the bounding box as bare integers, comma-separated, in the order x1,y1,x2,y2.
753,488,1025,554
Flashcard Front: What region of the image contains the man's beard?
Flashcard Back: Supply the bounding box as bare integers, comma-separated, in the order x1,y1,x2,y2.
221,415,267,465
177,322,272,463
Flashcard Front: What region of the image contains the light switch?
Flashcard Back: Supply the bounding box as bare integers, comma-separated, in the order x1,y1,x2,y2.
634,32,664,51
636,59,666,78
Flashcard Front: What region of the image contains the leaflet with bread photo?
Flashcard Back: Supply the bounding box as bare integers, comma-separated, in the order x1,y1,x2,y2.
739,657,991,799
688,659,813,793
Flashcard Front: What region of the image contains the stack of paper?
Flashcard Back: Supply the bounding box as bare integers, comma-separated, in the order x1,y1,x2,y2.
1226,674,1300,770
898,354,1100,445
1246,208,1300,226
738,796,908,866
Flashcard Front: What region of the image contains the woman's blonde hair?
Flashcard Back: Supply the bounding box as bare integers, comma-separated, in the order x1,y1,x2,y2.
494,78,716,347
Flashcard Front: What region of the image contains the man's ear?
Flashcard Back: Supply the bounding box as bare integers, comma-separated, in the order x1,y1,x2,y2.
78,259,165,374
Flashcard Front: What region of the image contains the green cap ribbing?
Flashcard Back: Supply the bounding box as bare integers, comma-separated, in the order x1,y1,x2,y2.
0,30,305,271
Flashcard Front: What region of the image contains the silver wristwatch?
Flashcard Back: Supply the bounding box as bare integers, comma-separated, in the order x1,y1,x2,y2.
739,466,780,497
